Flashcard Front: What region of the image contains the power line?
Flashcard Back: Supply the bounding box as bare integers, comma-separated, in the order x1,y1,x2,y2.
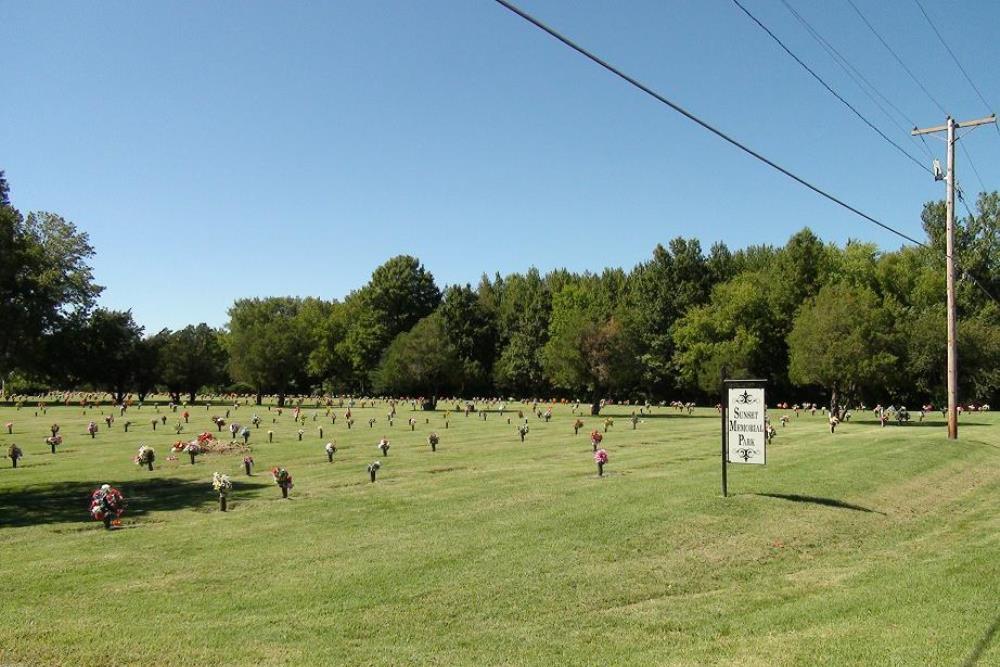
731,0,931,176
959,143,987,194
845,0,949,117
491,0,928,248
777,0,933,160
490,0,1000,307
913,0,1000,139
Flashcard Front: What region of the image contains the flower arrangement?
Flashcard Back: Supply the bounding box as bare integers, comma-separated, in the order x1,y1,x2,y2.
368,460,381,482
603,417,614,432
325,442,337,462
297,428,304,441
150,418,159,430
243,456,254,475
229,423,240,438
518,424,529,442
50,423,60,436
123,420,132,432
590,430,603,452
184,442,201,464
134,445,156,471
182,410,190,423
271,467,293,497
267,429,274,443
427,432,439,452
46,434,63,453
347,418,354,429
829,416,839,434
573,419,584,435
7,444,22,468
5,422,12,434
212,474,232,495
87,421,98,438
213,416,225,432
408,417,417,431
368,417,376,429
630,415,639,430
212,472,233,511
594,448,609,476
90,484,126,529
377,438,390,456
104,415,114,428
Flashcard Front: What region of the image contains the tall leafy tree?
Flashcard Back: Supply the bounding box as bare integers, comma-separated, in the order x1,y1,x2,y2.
67,309,145,404
494,268,551,395
372,312,463,403
308,301,354,392
133,332,167,402
439,284,498,394
338,256,441,388
672,274,775,396
159,324,229,403
628,239,712,395
227,298,312,405
542,280,641,404
0,201,102,385
787,283,901,414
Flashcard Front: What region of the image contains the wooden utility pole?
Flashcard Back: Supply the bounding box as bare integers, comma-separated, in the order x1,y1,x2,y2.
912,114,996,440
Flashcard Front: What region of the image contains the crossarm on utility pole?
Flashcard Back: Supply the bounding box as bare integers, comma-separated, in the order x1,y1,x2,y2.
912,114,995,135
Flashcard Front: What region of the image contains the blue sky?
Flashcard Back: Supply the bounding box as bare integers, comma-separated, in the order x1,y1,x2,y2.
2,0,997,332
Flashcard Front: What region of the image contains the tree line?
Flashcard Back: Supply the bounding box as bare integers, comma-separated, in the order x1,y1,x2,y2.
2,170,998,408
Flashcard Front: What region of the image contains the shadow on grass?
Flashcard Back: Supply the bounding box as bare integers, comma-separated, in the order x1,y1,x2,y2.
0,477,269,528
962,613,1000,667
755,493,885,515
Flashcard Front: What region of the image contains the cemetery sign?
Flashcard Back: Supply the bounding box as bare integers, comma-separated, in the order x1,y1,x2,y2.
721,379,766,497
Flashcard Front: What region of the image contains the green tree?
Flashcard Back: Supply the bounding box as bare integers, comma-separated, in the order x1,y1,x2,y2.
338,256,441,388
70,309,145,404
308,301,354,392
439,284,498,394
672,272,785,396
159,324,229,403
493,268,551,394
626,239,711,395
226,298,312,405
787,283,901,415
133,332,167,402
921,191,1000,307
542,282,640,402
372,312,463,402
0,203,102,386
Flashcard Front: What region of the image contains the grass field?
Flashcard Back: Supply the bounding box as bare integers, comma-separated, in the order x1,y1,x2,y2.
1,399,997,666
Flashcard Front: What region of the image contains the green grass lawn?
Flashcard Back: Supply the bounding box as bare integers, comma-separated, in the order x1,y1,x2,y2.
1,399,997,666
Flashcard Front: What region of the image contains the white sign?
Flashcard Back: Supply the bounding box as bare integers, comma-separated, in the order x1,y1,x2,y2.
727,387,766,465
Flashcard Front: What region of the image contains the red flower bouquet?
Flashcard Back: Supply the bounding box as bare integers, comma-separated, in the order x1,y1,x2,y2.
90,484,127,529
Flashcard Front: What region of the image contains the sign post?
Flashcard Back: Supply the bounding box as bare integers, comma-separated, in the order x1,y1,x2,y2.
721,379,767,497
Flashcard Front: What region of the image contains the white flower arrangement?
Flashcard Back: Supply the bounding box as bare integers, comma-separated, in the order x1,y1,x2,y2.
135,445,155,465
212,472,233,497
